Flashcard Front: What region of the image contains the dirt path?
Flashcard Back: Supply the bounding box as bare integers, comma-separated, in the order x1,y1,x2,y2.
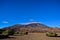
1,33,60,40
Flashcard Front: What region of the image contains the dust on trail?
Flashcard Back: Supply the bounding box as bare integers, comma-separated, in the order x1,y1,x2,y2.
1,33,60,40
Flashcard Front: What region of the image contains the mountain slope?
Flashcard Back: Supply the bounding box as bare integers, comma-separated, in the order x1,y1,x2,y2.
3,22,50,29
2,22,60,33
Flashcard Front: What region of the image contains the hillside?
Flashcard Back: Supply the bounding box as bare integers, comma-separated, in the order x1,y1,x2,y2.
2,22,60,33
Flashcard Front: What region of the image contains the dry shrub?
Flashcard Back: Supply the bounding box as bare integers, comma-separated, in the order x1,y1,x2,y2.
46,32,57,37
20,32,28,35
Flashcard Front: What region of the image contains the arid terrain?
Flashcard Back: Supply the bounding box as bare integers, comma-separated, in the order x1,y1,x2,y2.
1,33,60,40
1,23,60,40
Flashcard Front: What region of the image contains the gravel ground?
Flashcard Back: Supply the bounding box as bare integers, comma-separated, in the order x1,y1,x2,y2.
0,33,60,40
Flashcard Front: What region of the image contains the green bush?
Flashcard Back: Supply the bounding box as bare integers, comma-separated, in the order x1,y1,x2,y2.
46,32,57,37
0,29,15,38
8,29,15,35
2,30,9,35
0,30,9,38
20,32,28,35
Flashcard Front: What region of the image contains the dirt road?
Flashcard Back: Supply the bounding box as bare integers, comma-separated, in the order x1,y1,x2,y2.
1,33,60,40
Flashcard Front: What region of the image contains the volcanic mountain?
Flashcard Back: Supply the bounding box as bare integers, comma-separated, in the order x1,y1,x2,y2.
3,22,49,29
2,22,60,33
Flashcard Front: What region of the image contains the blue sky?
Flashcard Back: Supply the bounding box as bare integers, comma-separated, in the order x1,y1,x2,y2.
0,0,60,28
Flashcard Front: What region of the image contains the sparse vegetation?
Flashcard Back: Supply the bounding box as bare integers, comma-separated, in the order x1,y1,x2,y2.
46,32,57,37
0,29,15,39
0,23,60,40
20,32,28,35
0,30,9,38
8,29,15,35
1,33,60,40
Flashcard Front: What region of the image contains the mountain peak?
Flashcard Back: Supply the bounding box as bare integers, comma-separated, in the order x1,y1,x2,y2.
20,22,41,25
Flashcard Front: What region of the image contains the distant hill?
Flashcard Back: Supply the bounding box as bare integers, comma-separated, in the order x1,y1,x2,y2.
3,22,49,29
2,22,60,33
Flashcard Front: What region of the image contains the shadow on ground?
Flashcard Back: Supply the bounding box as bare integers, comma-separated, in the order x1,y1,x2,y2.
56,36,60,37
47,35,60,37
0,36,16,39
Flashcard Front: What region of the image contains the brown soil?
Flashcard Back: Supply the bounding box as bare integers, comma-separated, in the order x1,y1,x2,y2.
1,33,60,40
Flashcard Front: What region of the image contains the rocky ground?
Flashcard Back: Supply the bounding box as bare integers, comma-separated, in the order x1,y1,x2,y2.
1,33,60,40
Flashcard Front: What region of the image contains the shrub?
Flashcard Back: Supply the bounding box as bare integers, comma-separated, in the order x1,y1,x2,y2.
15,32,19,34
8,29,15,35
46,32,57,37
0,30,9,38
20,32,28,35
2,30,9,35
25,32,28,35
0,29,15,38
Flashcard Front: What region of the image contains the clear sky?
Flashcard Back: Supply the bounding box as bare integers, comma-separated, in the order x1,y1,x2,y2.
0,0,60,28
